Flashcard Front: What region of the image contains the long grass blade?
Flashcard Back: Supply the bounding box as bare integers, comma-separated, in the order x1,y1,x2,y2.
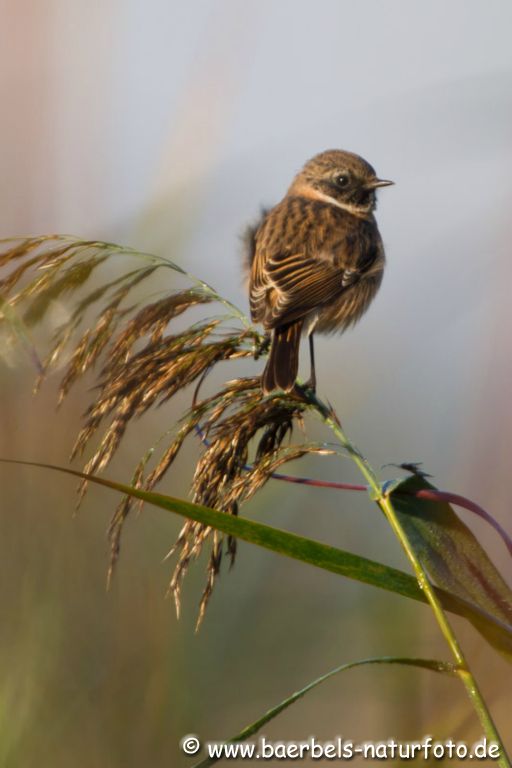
1,458,511,657
190,656,455,768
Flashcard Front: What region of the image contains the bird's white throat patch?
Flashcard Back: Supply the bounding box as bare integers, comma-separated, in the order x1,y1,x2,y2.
292,184,371,218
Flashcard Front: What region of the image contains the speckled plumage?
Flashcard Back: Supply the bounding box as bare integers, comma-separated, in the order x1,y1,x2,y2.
247,149,392,393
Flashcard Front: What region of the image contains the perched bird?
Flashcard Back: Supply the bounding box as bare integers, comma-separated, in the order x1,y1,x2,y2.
246,149,393,394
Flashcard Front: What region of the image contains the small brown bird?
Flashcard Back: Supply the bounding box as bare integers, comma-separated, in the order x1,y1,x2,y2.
246,149,393,394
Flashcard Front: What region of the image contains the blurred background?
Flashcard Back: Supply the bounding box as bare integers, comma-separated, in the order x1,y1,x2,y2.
1,0,512,765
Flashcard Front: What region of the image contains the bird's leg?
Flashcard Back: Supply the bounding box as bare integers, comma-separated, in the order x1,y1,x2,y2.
305,333,316,392
295,333,316,398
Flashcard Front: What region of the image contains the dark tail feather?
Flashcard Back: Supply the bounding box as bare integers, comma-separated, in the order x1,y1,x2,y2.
262,321,303,394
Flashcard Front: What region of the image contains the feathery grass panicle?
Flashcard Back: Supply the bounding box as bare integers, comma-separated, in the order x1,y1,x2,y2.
0,236,317,624
168,380,314,625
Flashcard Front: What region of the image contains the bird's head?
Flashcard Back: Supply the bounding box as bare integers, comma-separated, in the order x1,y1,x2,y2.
289,149,393,217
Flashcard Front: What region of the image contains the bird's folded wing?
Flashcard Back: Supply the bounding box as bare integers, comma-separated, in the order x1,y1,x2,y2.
252,252,357,327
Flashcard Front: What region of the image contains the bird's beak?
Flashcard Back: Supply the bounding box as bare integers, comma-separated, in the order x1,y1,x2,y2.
368,178,394,189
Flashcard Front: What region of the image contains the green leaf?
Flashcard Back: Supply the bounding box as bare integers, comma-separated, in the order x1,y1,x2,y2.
391,474,512,630
1,459,512,658
191,656,455,768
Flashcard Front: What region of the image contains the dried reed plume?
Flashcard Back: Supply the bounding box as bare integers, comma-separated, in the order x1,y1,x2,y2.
0,236,327,626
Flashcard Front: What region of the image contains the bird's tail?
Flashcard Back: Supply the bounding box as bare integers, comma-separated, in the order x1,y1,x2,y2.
262,321,303,394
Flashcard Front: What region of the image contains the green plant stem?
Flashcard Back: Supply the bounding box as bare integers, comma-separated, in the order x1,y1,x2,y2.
312,395,510,766
191,657,455,768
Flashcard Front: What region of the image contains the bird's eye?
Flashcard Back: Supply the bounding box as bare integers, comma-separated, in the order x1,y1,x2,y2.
335,175,349,188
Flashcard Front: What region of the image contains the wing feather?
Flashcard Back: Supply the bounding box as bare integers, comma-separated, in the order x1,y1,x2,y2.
253,251,357,328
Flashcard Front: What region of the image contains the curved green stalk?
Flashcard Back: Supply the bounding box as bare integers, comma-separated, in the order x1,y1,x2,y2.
191,656,455,768
309,392,510,766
